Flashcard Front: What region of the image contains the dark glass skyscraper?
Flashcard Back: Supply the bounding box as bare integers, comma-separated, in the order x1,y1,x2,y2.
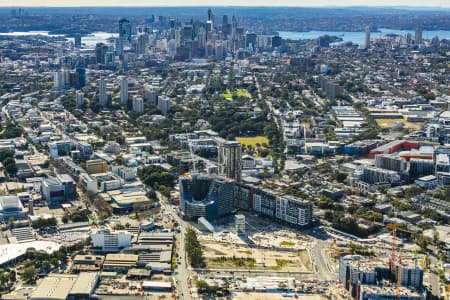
95,43,108,64
119,18,132,43
75,68,86,88
74,34,82,48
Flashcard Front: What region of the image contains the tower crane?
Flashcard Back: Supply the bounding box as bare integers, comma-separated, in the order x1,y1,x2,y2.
386,223,416,300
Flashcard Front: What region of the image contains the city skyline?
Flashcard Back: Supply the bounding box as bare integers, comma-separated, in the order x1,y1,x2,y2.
0,3,447,300
1,1,450,7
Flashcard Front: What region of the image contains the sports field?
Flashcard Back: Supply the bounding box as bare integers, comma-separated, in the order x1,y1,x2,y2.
220,88,251,99
235,88,251,98
235,136,269,146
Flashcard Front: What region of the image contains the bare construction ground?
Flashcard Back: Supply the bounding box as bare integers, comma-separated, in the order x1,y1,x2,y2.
201,241,312,272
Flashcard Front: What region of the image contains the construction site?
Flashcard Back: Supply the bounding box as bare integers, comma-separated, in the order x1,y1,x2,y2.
338,226,426,300
200,239,312,272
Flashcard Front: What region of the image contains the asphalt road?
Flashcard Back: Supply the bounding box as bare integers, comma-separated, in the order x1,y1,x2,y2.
158,195,191,300
310,238,337,281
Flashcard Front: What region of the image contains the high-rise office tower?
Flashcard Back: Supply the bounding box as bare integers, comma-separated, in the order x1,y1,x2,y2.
115,38,124,56
132,96,144,114
192,19,201,36
364,26,371,49
75,91,84,108
119,18,132,43
218,141,242,182
169,17,176,30
182,25,193,42
415,28,423,45
231,15,237,40
98,77,107,105
75,68,86,88
175,29,182,47
198,27,206,49
222,15,231,38
271,36,282,48
222,15,228,26
245,32,257,50
136,34,148,56
208,8,213,21
74,34,82,48
119,76,128,105
95,43,108,64
206,8,214,31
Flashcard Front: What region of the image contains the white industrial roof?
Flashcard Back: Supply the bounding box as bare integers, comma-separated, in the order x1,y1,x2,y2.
0,241,61,266
142,281,171,288
0,195,23,211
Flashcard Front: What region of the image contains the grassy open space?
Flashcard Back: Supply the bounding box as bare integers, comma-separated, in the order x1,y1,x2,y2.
220,89,233,99
220,88,251,99
207,257,256,269
205,257,300,271
280,241,295,247
236,88,252,98
375,118,423,130
235,136,269,147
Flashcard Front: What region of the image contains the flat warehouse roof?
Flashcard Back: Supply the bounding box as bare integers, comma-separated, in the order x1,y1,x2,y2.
142,281,171,288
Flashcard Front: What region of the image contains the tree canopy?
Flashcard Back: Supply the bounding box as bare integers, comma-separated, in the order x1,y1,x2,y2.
185,227,205,268
0,149,17,175
138,165,176,189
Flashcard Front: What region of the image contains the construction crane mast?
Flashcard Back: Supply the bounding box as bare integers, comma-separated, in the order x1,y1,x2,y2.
397,255,402,299
390,227,397,280
387,224,416,300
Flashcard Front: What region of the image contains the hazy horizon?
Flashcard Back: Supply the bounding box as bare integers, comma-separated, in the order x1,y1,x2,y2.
0,1,449,8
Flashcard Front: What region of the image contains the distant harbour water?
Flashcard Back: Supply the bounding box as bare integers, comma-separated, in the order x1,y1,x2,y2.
0,31,118,48
0,31,66,37
278,28,450,45
2,29,449,48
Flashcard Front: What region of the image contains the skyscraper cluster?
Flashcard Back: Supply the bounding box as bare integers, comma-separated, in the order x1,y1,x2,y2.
91,9,282,67
53,68,86,90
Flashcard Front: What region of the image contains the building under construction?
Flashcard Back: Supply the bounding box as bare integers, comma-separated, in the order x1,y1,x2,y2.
360,285,425,300
339,255,425,300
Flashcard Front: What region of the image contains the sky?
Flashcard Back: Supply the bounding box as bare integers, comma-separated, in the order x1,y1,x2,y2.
0,0,449,7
